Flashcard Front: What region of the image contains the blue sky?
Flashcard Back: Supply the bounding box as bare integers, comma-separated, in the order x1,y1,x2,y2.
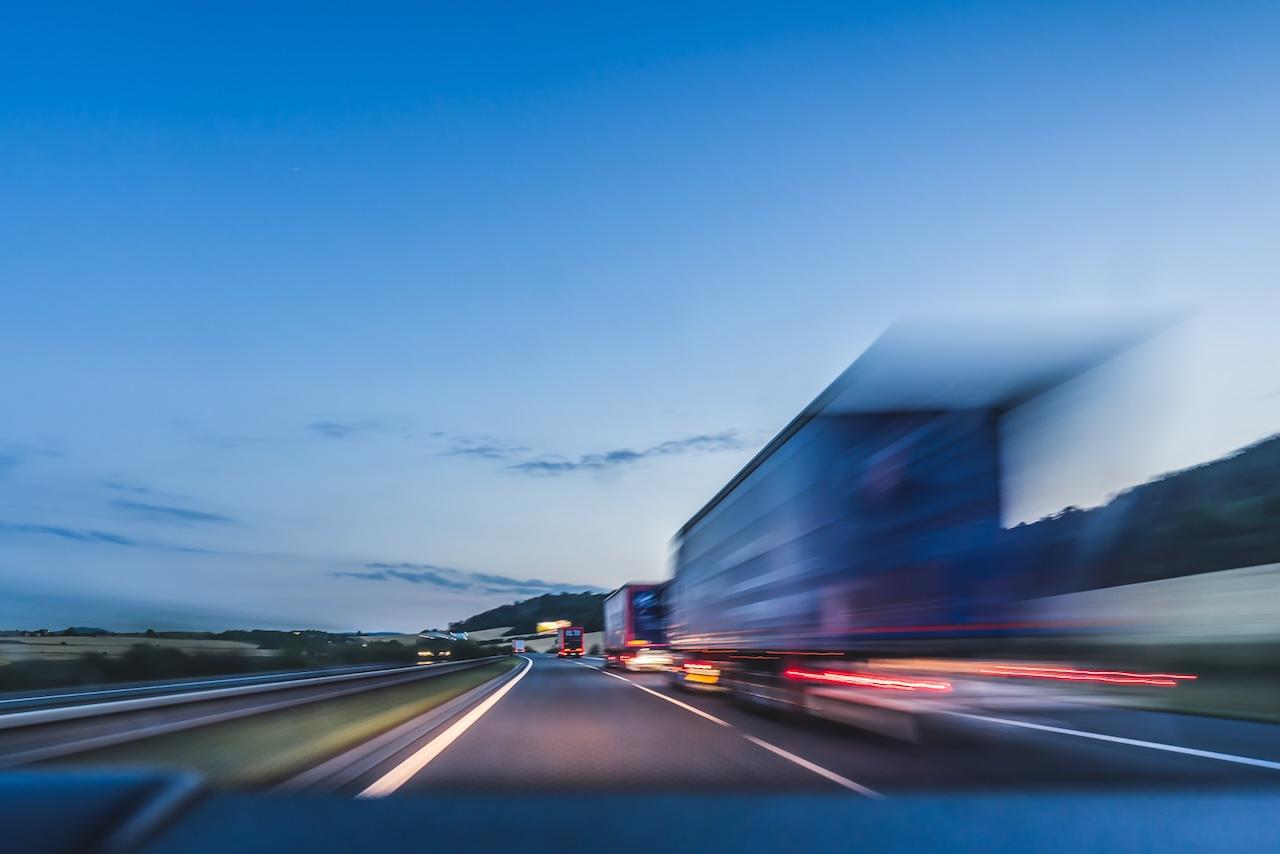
3,2,1279,631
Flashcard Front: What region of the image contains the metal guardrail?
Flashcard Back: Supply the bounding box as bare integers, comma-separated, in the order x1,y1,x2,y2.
0,657,506,732
0,657,511,767
0,663,394,712
277,655,525,793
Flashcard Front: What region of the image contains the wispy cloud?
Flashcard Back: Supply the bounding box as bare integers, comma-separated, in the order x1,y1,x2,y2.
172,417,413,449
111,500,235,525
0,520,592,599
507,431,747,476
355,563,472,590
0,443,61,478
0,521,139,547
102,478,155,496
331,570,389,582
0,519,226,554
468,572,600,596
330,561,604,595
442,437,532,461
307,419,387,439
366,561,453,571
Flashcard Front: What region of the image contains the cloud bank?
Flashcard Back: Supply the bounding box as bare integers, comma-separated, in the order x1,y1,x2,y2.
111,500,235,525
0,443,60,478
331,561,604,596
307,420,388,440
507,431,746,476
0,521,138,546
442,437,532,460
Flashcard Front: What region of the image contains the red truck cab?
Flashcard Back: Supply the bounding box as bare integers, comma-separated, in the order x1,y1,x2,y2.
556,626,584,657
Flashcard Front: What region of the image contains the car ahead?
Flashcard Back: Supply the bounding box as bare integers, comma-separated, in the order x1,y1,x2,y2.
624,647,672,672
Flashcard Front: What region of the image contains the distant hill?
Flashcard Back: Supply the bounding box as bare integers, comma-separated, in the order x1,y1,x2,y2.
452,591,608,634
1005,432,1280,594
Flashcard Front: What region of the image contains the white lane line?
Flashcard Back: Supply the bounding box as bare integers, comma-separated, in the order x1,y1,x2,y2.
951,712,1280,773
593,667,732,728
741,735,884,798
580,662,881,797
358,656,533,798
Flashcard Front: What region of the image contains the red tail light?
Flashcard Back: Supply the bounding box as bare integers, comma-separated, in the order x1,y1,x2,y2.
784,668,952,693
683,661,720,673
978,664,1197,687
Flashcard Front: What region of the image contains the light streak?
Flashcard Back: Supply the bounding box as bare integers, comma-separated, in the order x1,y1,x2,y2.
784,668,952,693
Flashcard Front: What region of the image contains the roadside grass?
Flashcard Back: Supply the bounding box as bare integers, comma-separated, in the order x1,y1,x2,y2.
1109,676,1280,724
45,659,517,786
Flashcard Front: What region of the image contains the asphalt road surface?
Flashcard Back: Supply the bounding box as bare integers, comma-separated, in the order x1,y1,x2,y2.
389,655,1280,797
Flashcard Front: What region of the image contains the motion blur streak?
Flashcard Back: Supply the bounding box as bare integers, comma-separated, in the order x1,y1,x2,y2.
953,713,1280,773
598,663,884,796
784,668,952,693
659,316,1280,730
681,661,722,685
977,665,1198,687
740,736,883,799
358,656,532,798
595,666,732,727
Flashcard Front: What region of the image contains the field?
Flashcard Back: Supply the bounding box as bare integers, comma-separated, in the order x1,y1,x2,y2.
0,635,268,666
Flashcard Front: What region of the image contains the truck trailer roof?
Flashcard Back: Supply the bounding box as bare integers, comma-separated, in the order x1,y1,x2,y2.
604,581,665,601
674,313,1172,541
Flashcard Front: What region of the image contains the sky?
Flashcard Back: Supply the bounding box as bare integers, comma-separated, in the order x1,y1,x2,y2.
2,2,1279,631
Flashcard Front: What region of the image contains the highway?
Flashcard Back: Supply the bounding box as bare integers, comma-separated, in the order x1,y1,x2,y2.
8,652,1280,853
358,654,1280,797
6,652,1280,797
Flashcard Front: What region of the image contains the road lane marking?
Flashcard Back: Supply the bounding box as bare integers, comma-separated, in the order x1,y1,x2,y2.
581,662,882,797
951,712,1280,773
741,735,884,798
592,667,732,727
358,656,533,797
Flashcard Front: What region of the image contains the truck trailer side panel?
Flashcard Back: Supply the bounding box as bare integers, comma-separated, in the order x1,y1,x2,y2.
667,411,1003,653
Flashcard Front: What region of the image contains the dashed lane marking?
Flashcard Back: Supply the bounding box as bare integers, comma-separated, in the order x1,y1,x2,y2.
950,712,1280,773
576,660,882,798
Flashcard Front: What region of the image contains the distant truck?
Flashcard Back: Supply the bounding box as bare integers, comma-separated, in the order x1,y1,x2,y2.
603,582,671,670
556,626,584,658
512,638,526,654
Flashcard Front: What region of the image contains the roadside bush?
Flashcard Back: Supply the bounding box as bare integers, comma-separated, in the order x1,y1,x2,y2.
0,646,273,692
0,637,422,693
448,640,492,661
335,640,417,665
